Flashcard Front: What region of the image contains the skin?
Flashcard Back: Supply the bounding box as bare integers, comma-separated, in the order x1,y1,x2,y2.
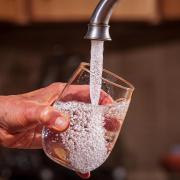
0,82,113,179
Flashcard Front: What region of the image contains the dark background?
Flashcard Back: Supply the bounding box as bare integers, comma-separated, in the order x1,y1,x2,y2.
0,21,180,180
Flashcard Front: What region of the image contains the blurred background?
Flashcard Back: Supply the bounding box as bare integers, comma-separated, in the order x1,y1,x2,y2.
0,0,180,180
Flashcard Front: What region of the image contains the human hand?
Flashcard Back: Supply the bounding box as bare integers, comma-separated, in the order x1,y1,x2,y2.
0,82,113,179
0,83,70,149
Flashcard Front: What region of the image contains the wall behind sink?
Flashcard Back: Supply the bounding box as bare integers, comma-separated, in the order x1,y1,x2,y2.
0,22,180,180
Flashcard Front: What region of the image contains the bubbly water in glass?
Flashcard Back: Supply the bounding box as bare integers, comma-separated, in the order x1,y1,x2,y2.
90,40,104,105
43,100,130,173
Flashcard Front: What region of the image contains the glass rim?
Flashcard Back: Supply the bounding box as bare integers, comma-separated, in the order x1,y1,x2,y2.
80,62,135,92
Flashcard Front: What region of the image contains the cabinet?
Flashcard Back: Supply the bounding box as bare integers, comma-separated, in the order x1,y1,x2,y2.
30,0,160,22
30,0,98,22
161,0,180,20
0,0,29,24
112,0,160,22
0,0,180,24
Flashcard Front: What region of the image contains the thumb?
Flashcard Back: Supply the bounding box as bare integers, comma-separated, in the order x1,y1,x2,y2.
40,106,70,132
26,104,70,132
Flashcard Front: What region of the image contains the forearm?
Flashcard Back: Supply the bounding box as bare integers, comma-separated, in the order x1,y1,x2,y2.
0,95,10,146
0,83,70,149
0,95,10,130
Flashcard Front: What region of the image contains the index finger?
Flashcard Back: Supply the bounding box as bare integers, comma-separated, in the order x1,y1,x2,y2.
61,85,113,105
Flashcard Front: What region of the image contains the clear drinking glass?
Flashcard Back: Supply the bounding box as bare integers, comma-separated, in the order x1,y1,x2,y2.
42,62,134,173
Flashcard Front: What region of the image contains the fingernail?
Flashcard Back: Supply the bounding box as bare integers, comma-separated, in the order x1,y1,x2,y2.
52,114,70,132
76,172,90,179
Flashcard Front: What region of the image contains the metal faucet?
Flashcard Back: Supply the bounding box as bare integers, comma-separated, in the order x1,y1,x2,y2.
84,0,119,41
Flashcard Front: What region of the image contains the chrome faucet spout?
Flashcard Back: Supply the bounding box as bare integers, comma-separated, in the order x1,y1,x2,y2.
84,0,119,41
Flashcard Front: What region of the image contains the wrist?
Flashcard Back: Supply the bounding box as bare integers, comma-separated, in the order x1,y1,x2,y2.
0,95,12,111
0,96,10,146
0,95,7,115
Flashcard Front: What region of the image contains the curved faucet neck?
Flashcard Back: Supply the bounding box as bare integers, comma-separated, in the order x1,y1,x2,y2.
84,0,119,41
